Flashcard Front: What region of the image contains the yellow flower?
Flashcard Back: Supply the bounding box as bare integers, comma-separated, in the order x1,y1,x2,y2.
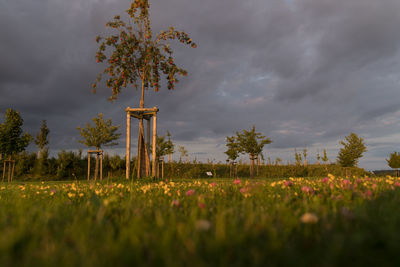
67,192,76,198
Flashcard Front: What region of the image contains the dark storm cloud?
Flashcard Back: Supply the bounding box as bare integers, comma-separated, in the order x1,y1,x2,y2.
1,0,400,169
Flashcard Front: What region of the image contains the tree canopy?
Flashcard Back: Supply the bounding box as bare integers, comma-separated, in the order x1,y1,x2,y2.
77,114,121,150
0,108,32,157
235,126,272,157
235,125,272,177
156,133,174,159
35,120,50,151
386,152,400,170
93,0,196,104
225,135,239,162
337,133,367,167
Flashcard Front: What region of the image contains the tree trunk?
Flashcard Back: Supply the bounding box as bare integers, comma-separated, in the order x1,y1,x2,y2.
8,156,12,182
137,121,150,178
249,154,254,178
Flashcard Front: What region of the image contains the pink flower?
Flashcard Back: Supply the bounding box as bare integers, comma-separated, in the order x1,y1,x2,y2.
198,202,206,209
185,189,195,196
301,186,313,194
321,177,329,183
239,187,247,193
283,180,293,187
233,179,241,185
210,182,217,187
371,184,377,190
395,182,400,187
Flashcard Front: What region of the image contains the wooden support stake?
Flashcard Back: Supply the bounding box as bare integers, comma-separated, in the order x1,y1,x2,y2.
147,119,151,155
88,154,90,180
126,112,131,179
100,152,103,181
2,161,5,182
11,161,15,182
152,111,157,178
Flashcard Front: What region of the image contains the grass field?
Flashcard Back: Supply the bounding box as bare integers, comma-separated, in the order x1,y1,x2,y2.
1,175,400,266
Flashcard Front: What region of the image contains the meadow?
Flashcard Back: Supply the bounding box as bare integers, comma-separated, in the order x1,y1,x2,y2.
1,175,400,266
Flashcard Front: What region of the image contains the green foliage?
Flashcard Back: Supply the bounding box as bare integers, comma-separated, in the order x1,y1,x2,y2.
0,108,32,157
56,150,84,179
225,135,239,162
156,133,174,159
178,146,188,162
294,148,302,165
93,0,196,103
77,113,121,150
35,120,49,151
322,149,329,164
15,152,37,177
165,131,174,156
235,125,272,156
337,133,367,167
386,152,400,169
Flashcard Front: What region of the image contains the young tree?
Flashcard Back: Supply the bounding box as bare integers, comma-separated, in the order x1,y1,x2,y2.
386,152,400,177
35,120,50,158
321,149,329,164
225,135,240,178
93,0,196,177
156,133,174,177
236,126,272,177
165,131,174,162
178,146,188,162
294,148,302,166
337,133,367,167
0,108,32,181
77,114,121,180
303,148,308,166
316,150,321,164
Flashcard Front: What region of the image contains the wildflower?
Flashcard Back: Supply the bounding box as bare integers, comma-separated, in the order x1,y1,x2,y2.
233,179,241,185
283,180,293,187
300,212,319,224
198,202,206,209
321,177,329,183
301,186,313,194
209,182,217,187
239,187,247,193
67,192,76,198
185,189,195,196
395,182,400,187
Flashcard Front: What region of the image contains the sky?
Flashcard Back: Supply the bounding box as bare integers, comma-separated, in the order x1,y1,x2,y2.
1,0,400,170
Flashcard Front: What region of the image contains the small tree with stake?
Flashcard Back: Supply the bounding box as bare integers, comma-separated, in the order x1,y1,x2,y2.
77,114,121,180
34,120,50,175
386,152,400,177
337,133,367,167
235,126,272,178
93,0,196,178
156,133,174,178
0,109,32,181
225,135,239,178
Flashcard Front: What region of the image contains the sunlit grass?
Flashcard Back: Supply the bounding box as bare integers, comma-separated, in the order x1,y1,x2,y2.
0,175,400,266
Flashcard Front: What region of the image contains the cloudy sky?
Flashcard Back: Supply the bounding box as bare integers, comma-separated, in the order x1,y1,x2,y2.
1,0,400,170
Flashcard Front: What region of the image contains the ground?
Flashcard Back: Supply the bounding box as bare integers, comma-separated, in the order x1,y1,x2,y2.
1,176,400,266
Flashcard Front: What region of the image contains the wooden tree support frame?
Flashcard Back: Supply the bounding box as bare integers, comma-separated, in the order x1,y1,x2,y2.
126,107,158,179
2,159,15,182
87,150,103,181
